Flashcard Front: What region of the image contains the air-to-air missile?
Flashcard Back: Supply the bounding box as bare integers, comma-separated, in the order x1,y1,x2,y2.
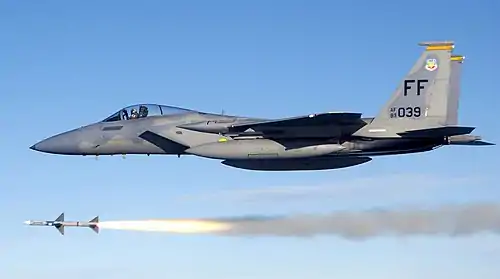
24,213,99,235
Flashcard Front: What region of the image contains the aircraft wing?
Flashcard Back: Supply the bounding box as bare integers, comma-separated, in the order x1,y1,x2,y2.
228,112,363,132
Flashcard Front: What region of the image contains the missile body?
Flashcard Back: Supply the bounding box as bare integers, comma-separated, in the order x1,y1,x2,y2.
24,213,99,235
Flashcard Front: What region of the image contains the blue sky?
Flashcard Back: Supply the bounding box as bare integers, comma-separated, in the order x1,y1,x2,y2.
1,0,499,278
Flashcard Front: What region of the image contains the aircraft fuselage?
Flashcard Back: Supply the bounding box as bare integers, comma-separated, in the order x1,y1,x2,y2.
30,112,448,159
29,41,494,171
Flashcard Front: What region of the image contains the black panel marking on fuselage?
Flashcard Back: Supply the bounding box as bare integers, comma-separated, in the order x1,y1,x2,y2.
102,126,123,131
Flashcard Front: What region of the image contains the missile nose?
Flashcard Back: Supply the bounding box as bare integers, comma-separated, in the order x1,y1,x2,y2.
23,220,31,225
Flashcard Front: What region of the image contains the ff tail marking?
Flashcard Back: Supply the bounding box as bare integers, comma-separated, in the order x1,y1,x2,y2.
353,41,474,138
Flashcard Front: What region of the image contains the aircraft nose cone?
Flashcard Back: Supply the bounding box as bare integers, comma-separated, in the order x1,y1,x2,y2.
30,129,82,155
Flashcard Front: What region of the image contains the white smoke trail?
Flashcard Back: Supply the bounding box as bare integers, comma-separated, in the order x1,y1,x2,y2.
98,203,500,239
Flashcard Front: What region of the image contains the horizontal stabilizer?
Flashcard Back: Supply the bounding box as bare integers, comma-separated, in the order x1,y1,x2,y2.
397,126,475,138
446,134,494,146
228,112,363,131
450,140,495,146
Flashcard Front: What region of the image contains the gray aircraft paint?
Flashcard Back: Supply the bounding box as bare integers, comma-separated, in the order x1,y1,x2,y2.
353,42,457,138
30,41,493,171
446,54,464,125
185,139,346,160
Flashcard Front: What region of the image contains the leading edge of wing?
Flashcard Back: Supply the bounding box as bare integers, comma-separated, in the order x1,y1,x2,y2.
228,112,363,131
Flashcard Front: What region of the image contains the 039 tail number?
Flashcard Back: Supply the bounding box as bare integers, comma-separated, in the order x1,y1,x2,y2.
390,107,421,118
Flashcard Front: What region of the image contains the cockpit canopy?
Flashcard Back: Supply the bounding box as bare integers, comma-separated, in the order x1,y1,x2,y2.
102,104,194,122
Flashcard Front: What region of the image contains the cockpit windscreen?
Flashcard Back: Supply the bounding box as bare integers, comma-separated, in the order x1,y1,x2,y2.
102,104,193,122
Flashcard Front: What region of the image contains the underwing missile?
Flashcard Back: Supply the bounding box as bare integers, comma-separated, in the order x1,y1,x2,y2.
24,213,99,235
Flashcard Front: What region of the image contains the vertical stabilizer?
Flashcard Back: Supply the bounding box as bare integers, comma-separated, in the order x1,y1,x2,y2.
354,41,457,137
446,54,465,125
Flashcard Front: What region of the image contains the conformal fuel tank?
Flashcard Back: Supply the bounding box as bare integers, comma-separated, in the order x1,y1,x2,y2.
184,139,345,160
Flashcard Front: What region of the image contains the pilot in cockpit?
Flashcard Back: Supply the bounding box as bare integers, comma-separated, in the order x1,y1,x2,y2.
139,105,149,118
130,108,139,119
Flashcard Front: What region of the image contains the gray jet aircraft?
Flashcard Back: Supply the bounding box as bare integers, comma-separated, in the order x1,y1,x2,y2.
30,41,494,171
24,213,99,235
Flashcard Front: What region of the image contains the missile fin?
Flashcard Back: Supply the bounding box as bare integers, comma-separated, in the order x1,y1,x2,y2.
55,212,64,222
89,216,99,234
54,224,65,235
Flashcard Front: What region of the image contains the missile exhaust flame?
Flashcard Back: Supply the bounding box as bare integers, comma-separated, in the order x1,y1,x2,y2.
99,220,232,233
97,203,500,239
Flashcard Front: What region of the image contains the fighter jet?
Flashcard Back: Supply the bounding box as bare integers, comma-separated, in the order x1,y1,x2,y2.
30,41,494,171
24,213,99,235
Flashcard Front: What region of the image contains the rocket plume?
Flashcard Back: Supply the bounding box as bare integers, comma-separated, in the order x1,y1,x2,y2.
99,220,231,233
98,203,500,239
